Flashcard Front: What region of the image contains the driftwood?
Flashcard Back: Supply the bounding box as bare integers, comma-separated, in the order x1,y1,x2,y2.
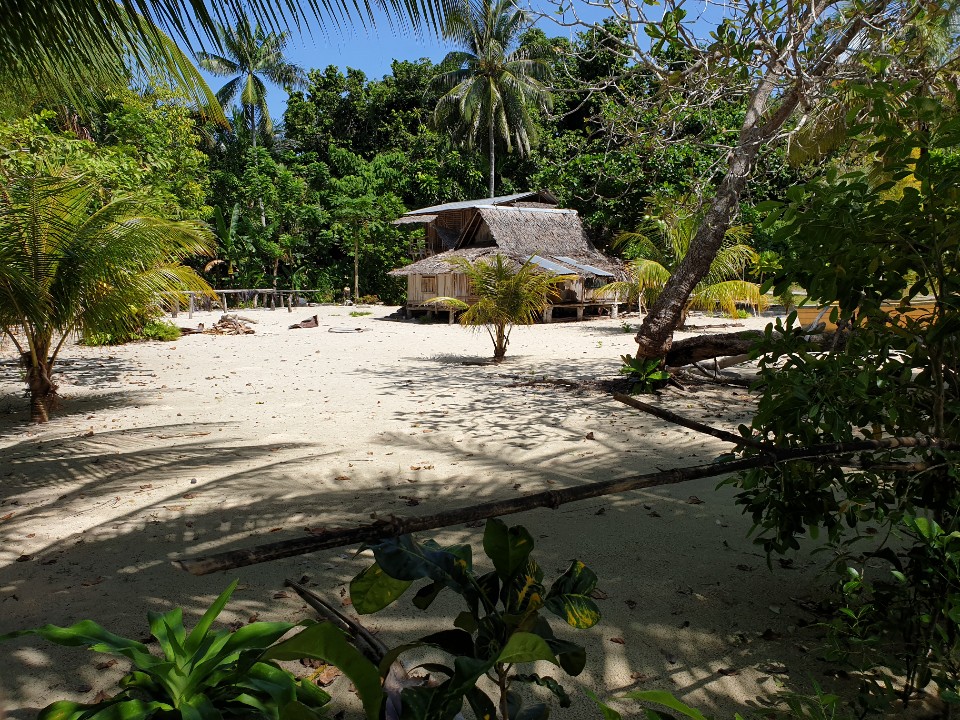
664,323,839,368
175,434,956,576
205,314,256,335
290,315,319,329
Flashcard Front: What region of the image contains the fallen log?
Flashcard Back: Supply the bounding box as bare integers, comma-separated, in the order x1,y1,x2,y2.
175,436,956,576
665,331,763,367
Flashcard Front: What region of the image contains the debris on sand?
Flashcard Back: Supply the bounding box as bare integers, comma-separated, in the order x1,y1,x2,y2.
289,315,319,329
205,314,256,335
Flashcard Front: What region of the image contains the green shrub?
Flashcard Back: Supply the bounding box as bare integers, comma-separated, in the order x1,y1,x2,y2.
349,310,372,317
0,580,383,720
141,319,181,341
351,519,600,720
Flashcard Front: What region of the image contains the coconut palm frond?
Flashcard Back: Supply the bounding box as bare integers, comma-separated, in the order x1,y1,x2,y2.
702,242,758,286
691,280,763,317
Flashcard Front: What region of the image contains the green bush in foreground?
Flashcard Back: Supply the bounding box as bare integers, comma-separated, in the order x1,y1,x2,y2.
0,579,383,720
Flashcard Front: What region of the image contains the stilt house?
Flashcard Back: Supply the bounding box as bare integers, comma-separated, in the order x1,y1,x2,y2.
389,191,624,322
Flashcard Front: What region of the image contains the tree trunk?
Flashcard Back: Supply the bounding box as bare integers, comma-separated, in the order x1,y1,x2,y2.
493,323,507,361
632,11,870,360
488,102,495,198
24,353,56,423
354,235,360,301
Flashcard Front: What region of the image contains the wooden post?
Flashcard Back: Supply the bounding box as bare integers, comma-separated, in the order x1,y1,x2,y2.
172,297,179,318
576,306,584,321
448,309,455,324
287,293,293,312
221,293,228,312
611,303,618,319
253,293,259,309
188,293,195,319
270,293,276,311
542,306,553,323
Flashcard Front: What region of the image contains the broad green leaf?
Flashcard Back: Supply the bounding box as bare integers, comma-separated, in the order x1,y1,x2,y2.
295,679,332,709
280,700,325,720
261,622,383,720
465,687,497,720
350,563,412,614
483,519,535,581
368,535,471,587
585,689,621,720
497,632,559,665
544,594,601,630
184,579,238,654
2,621,158,670
223,622,295,654
618,690,709,720
505,559,545,614
39,699,172,720
411,581,444,611
148,608,186,663
544,638,586,676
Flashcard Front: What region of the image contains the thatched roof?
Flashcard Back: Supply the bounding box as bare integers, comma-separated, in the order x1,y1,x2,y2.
401,190,558,216
390,203,624,279
389,248,504,276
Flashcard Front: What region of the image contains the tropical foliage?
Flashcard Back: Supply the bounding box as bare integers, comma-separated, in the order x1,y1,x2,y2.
0,171,214,421
433,0,553,197
599,198,762,324
351,519,599,720
1,579,384,720
428,255,565,361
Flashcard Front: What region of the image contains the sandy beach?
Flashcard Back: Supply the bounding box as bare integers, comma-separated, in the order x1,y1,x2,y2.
0,305,837,718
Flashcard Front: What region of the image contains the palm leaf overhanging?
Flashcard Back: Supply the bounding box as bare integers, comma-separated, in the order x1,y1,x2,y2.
432,0,553,196
1,0,453,112
427,254,564,361
0,170,216,422
598,198,762,322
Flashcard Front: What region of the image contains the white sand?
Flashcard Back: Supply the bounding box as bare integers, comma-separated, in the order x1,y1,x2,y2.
0,306,837,718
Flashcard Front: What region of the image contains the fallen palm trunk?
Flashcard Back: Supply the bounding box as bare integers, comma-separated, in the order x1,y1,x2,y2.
176,435,955,576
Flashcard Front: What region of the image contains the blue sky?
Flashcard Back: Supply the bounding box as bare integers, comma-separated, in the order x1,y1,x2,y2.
195,5,607,122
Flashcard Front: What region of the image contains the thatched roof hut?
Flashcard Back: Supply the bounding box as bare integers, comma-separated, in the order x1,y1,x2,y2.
390,203,625,322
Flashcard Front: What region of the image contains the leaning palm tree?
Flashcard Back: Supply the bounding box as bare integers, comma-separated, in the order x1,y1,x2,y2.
428,255,564,361
599,199,762,326
0,172,216,422
433,0,553,197
196,20,306,147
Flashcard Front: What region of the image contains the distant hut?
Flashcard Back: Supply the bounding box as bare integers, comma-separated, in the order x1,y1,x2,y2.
390,192,624,322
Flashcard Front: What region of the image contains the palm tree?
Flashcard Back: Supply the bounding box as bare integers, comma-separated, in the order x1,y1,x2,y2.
0,172,215,422
196,20,306,148
599,198,762,326
428,255,564,361
433,0,553,197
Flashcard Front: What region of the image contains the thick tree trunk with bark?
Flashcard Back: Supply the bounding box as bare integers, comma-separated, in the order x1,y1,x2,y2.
488,107,495,198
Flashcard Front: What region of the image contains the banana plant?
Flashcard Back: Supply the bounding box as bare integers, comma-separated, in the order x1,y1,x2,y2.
1,580,383,720
350,519,601,720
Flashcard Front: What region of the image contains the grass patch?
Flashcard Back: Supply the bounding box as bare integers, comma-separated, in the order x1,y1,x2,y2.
349,310,372,317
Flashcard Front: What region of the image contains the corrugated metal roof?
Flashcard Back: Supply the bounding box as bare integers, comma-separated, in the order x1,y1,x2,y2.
404,191,557,216
554,256,615,277
391,214,437,225
527,255,577,275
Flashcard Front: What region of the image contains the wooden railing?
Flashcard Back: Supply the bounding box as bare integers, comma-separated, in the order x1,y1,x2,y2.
164,289,335,319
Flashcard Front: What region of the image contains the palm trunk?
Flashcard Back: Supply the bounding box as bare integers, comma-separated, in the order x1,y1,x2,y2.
493,323,507,362
249,102,273,289
488,103,495,198
23,349,56,423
